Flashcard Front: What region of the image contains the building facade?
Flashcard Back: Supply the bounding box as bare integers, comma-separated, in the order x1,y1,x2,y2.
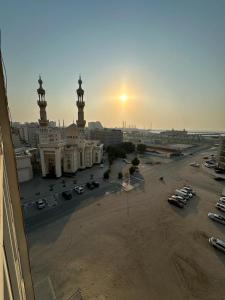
15,149,33,183
12,122,39,147
89,128,123,147
38,76,103,178
0,51,35,299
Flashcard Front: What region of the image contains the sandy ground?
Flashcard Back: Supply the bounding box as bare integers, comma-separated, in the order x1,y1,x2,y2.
27,150,225,300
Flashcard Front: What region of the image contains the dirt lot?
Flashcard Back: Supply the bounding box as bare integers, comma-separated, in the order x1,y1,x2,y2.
28,150,225,300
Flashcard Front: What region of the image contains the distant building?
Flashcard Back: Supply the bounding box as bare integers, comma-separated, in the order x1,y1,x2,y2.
11,126,27,148
160,129,188,136
217,137,225,170
15,148,33,183
89,128,123,147
12,122,39,147
88,121,103,130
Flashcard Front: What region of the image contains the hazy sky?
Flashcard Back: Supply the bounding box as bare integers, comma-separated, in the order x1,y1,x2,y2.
1,0,225,130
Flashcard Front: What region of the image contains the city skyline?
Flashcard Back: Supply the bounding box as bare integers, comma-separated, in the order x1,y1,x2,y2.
1,0,225,130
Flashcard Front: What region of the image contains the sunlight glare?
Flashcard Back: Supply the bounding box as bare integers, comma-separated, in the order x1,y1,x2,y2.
119,94,128,102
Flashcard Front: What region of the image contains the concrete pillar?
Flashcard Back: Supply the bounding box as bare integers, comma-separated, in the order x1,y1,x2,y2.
82,149,85,168
39,149,46,177
55,149,61,177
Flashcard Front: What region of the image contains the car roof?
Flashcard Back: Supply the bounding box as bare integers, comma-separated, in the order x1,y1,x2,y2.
216,239,225,248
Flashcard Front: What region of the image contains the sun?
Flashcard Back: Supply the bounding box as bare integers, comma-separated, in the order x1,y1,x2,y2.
119,94,128,102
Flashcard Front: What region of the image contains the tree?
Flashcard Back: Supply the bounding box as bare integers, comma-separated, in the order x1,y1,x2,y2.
118,172,123,179
137,143,146,153
132,157,140,166
129,166,136,175
121,142,135,153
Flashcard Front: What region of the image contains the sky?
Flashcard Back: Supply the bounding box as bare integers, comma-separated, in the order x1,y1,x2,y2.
1,0,225,131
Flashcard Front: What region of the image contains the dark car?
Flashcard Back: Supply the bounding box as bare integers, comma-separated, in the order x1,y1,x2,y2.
86,182,95,190
92,181,100,188
62,191,72,200
168,198,184,208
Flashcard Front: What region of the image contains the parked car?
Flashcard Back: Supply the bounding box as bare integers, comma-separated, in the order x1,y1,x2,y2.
209,237,225,253
86,182,95,190
36,199,46,209
190,162,200,167
183,186,196,196
208,213,225,225
180,188,193,198
219,197,225,205
171,195,187,205
74,186,84,194
62,191,72,200
168,198,184,208
92,181,100,188
175,189,190,199
216,202,225,212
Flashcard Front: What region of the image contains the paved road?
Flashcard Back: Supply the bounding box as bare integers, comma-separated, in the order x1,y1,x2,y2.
24,181,123,232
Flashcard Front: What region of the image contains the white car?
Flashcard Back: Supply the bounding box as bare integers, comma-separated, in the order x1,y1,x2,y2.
219,198,225,205
190,162,200,167
171,195,187,205
175,189,189,199
183,186,196,196
216,202,225,212
36,199,46,209
209,237,225,253
74,186,84,194
180,189,193,198
208,213,225,225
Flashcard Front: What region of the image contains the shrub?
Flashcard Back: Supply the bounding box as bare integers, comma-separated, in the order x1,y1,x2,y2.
137,143,146,153
132,157,140,166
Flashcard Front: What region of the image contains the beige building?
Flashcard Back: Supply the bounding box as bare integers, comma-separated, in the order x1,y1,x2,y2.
89,128,123,147
15,148,33,183
217,137,225,170
0,51,35,299
37,76,103,178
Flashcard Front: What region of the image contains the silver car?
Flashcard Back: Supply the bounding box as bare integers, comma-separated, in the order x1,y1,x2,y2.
74,186,84,195
216,202,225,212
171,195,187,205
36,198,46,209
209,237,225,253
208,213,225,225
219,197,225,205
183,186,196,196
180,189,193,198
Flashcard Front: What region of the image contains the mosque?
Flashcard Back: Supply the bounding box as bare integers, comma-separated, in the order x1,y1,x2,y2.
37,76,103,178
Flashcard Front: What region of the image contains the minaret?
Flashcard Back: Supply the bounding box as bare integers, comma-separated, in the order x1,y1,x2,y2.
37,76,49,127
76,76,86,128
